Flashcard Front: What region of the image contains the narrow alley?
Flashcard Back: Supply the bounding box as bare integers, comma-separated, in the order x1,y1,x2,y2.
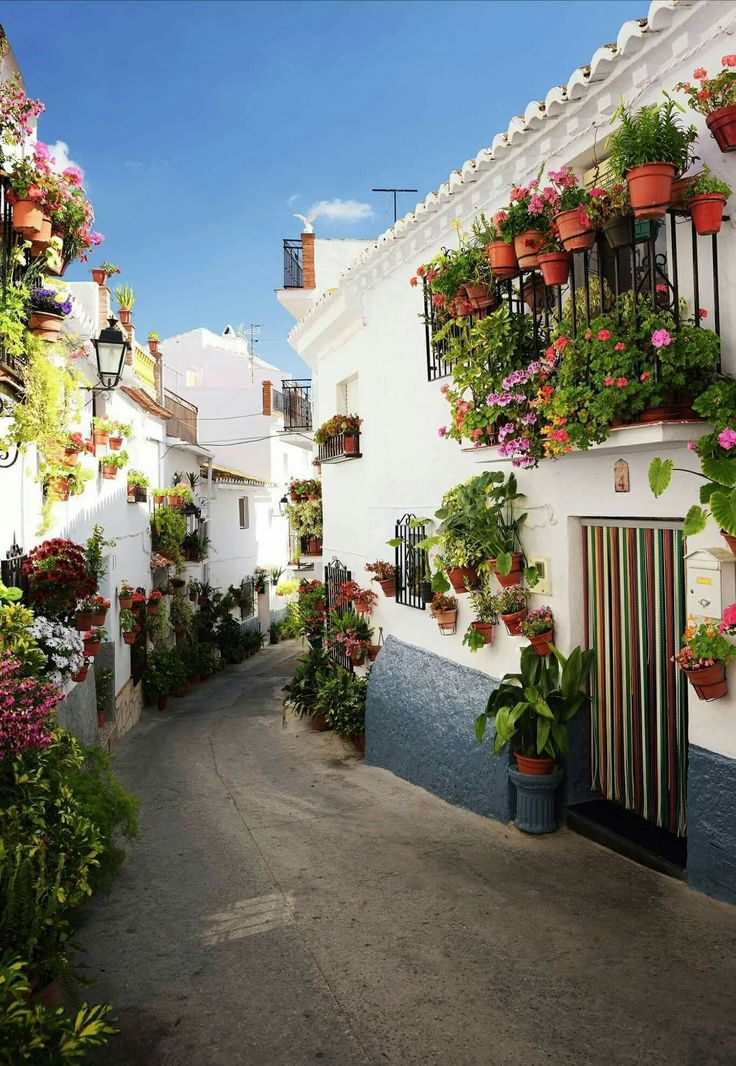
80,642,736,1066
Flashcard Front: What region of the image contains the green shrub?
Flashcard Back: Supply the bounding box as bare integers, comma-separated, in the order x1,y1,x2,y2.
282,648,332,717
315,668,368,740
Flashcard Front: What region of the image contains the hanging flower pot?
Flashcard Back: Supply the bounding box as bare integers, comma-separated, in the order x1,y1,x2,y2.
64,448,79,465
351,648,366,666
513,228,545,270
306,536,322,556
446,566,478,593
688,193,727,236
522,276,552,313
101,463,118,480
515,751,556,775
167,493,184,506
378,577,396,597
603,214,635,250
537,251,571,287
46,476,70,501
108,436,123,451
157,695,169,711
706,105,736,153
491,554,523,588
367,644,381,662
91,610,107,627
343,433,359,455
153,492,165,504
354,601,369,615
720,529,736,557
528,630,554,657
470,620,495,645
83,634,101,657
29,213,52,254
122,630,137,645
119,593,133,610
12,198,43,236
198,595,207,606
434,608,458,633
501,608,527,636
146,603,157,617
683,661,728,701
486,240,518,279
91,268,107,285
75,611,94,632
29,310,63,342
554,209,596,252
625,163,676,220
461,283,497,314
72,663,89,683
93,429,109,447
189,590,197,602
118,308,132,325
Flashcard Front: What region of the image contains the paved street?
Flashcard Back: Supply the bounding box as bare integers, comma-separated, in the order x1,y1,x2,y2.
80,641,736,1066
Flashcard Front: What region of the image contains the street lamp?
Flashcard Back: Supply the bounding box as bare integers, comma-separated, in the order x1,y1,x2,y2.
278,494,288,516
92,316,129,390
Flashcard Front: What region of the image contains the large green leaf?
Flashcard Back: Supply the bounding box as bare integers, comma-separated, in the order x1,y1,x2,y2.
648,457,673,497
711,490,736,536
702,457,736,488
700,482,718,504
475,712,488,743
494,551,512,576
524,565,539,588
683,505,708,536
536,717,550,754
531,693,554,720
431,570,450,594
386,537,403,548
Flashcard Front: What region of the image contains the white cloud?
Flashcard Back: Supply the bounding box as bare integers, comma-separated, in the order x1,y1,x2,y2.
287,193,300,206
307,198,374,224
47,140,83,179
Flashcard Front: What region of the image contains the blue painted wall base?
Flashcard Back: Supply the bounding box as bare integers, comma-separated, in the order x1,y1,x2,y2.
365,636,512,822
688,745,736,905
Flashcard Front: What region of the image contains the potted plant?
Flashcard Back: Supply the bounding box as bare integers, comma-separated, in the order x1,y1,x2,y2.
144,647,178,710
28,287,72,342
314,413,363,455
282,647,333,725
537,232,572,288
23,537,96,622
520,605,555,656
83,627,105,658
119,608,140,645
674,619,735,701
148,330,160,354
131,591,146,618
585,183,634,250
335,580,378,615
326,609,373,665
188,578,198,602
100,449,129,480
475,645,594,832
61,431,86,465
74,598,95,632
686,167,732,235
127,469,149,502
365,561,397,597
108,420,131,451
494,586,530,635
429,592,457,633
118,581,135,610
89,595,110,626
114,283,135,325
544,166,595,252
462,585,498,651
153,486,167,505
146,590,163,616
91,262,120,286
676,56,736,153
607,95,697,220
72,659,90,683
92,416,114,448
498,180,551,270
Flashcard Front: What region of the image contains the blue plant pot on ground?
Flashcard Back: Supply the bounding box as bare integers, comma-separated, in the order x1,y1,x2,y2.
508,766,565,834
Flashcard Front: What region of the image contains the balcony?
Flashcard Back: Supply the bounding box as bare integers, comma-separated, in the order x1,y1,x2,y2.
283,239,303,288
132,345,156,396
0,176,27,397
164,389,198,444
318,432,361,464
281,379,312,431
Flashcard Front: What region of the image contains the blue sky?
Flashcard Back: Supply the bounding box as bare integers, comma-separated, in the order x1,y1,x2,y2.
4,0,644,377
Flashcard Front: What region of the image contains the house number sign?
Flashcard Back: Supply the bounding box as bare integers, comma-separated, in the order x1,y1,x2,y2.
614,459,630,493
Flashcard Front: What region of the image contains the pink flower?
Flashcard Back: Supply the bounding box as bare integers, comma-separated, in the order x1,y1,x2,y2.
63,165,84,186
614,342,625,352
89,231,104,246
722,55,736,68
651,329,672,349
603,376,614,387
656,283,668,293
616,377,628,388
597,329,612,341
718,428,736,450
699,308,708,319
694,66,708,80
431,293,445,308
438,426,447,438
493,210,508,227
687,441,697,451
440,384,449,395
640,371,651,381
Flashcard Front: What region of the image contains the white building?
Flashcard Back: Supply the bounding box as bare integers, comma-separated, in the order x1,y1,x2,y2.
278,0,736,905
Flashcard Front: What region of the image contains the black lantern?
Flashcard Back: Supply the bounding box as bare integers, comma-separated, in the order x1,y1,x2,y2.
278,493,288,516
92,316,129,390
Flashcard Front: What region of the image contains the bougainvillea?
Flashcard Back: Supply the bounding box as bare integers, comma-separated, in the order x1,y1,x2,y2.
23,538,96,621
0,653,62,758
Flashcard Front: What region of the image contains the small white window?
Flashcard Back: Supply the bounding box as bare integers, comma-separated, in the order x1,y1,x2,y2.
239,497,249,529
185,367,203,387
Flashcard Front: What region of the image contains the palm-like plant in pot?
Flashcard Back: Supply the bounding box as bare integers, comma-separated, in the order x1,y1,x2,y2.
607,94,697,220
462,584,497,652
475,645,594,832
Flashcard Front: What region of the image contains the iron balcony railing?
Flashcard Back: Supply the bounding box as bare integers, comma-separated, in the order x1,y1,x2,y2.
423,209,725,383
282,378,312,431
324,557,353,672
318,431,361,464
283,238,303,288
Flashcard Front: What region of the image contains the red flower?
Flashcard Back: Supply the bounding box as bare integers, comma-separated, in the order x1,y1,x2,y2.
431,293,445,308
640,371,651,382
723,55,736,67
614,342,625,351
597,329,612,341
697,88,710,101
603,376,614,387
699,308,708,319
616,377,628,388
693,66,707,79
416,265,426,276
409,276,418,287
554,335,569,351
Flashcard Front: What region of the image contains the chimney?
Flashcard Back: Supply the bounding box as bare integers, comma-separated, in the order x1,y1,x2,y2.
301,231,316,289
152,348,163,404
262,379,272,416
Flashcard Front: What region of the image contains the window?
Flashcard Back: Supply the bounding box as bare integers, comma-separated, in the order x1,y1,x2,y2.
185,366,203,387
239,497,249,529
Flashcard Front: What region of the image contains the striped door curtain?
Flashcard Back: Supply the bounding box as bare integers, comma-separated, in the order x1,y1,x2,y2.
582,523,688,837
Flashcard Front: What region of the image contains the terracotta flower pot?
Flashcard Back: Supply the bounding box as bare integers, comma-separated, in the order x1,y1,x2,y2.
101,464,118,479
344,433,359,455
470,620,495,645
447,566,479,592
491,553,523,587
29,310,63,342
486,240,518,279
149,340,159,354
72,663,89,683
122,631,136,645
189,591,197,601
351,649,366,666
91,268,107,285
688,193,727,236
515,751,556,775
12,198,43,235
93,430,109,447
354,602,370,614
625,162,676,220
554,208,596,252
108,436,123,451
706,105,736,153
84,637,101,657
118,308,132,325
367,644,381,662
146,603,157,616
167,494,184,506
75,611,94,631
434,608,457,632
538,251,572,287
306,537,322,555
312,711,329,732
683,661,728,701
91,610,107,626
528,630,554,657
354,733,366,753
30,214,52,252
154,493,165,504
513,228,545,270
47,476,70,501
378,576,396,597
721,530,736,557
64,448,79,465
157,695,169,711
97,710,105,727
461,283,497,313
119,594,133,610
501,608,527,636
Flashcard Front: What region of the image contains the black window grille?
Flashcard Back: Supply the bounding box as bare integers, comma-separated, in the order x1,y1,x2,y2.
318,432,361,464
283,238,303,288
1,538,27,601
394,514,427,611
324,557,353,671
282,379,312,431
239,576,256,619
422,209,725,384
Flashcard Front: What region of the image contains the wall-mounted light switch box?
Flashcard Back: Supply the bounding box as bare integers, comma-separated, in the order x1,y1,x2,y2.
527,556,551,595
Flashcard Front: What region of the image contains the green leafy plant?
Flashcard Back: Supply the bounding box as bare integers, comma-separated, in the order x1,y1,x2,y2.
143,648,179,701
0,603,46,675
314,668,368,740
147,598,172,649
126,469,149,488
85,524,115,589
113,283,135,310
169,591,194,635
99,449,129,471
147,330,160,341
462,585,498,653
282,647,333,717
607,94,697,177
674,619,736,671
313,414,362,444
475,644,595,759
675,58,736,116
150,507,186,564
687,167,732,200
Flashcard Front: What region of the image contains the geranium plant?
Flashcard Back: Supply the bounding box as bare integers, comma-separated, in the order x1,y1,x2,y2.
314,414,362,444
520,606,554,637
675,56,736,116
